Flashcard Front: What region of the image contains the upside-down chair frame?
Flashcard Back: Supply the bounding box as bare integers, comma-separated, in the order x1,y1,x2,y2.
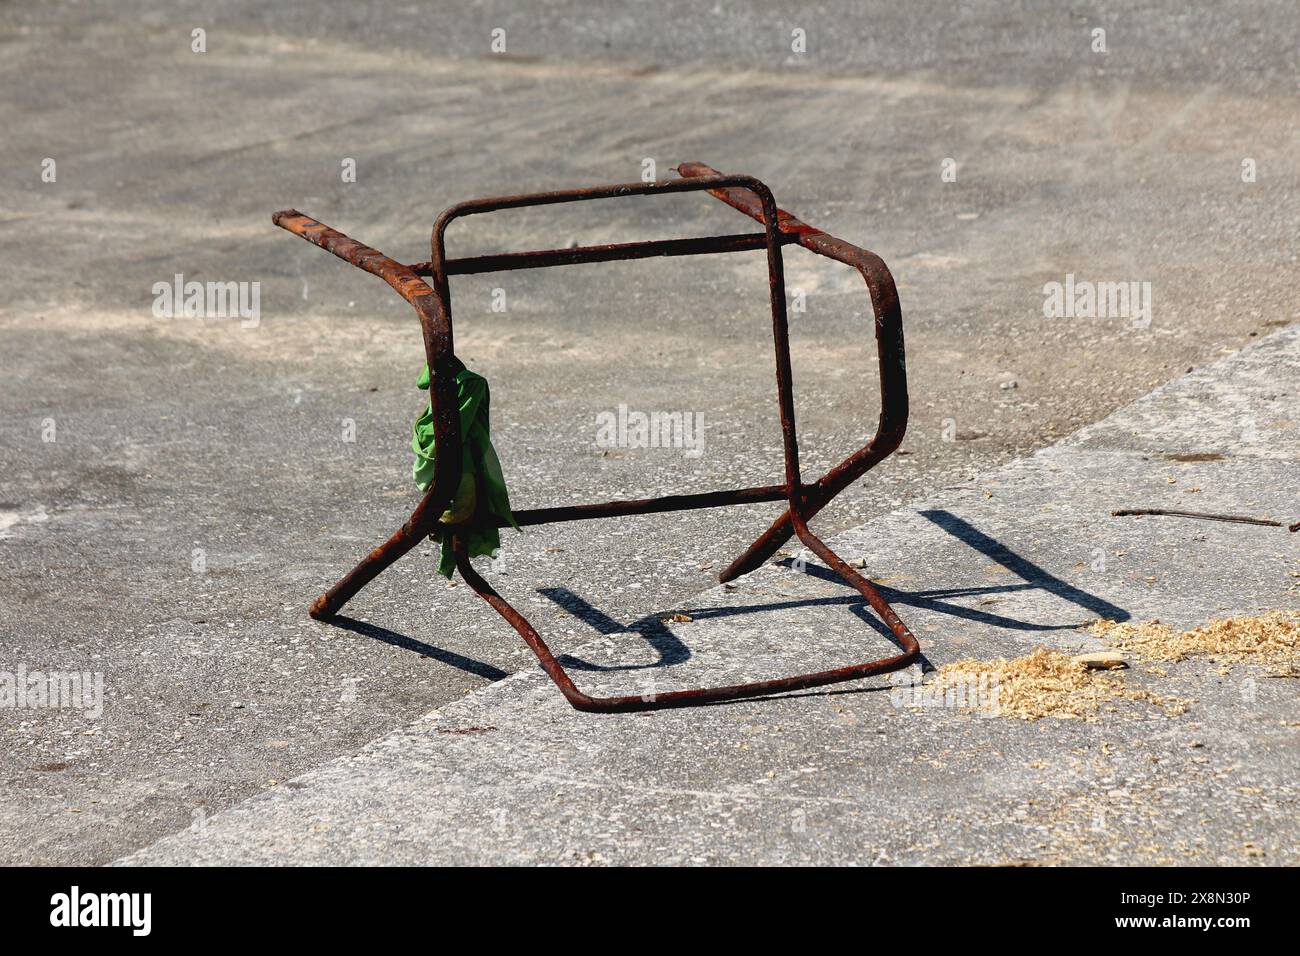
273,162,919,712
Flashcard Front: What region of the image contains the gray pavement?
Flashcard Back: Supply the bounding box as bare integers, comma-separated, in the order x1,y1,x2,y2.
2,1,1298,864
121,325,1299,866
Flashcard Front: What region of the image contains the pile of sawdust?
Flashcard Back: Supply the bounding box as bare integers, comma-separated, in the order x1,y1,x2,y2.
929,612,1298,720
935,648,1138,721
1091,611,1299,673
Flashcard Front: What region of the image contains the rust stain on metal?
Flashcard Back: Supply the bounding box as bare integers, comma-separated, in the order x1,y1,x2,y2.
275,163,919,712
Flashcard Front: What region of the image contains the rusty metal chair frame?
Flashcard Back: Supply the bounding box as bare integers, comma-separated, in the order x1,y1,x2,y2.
273,161,920,712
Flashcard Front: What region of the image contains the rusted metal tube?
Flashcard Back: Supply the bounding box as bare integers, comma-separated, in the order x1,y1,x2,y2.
454,538,918,713
410,232,795,276
501,485,789,528
272,209,433,306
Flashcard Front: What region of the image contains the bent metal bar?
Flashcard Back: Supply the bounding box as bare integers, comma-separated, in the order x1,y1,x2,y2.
272,162,918,712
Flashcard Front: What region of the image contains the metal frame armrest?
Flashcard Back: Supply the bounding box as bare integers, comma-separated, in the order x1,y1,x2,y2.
674,163,908,579
271,209,464,618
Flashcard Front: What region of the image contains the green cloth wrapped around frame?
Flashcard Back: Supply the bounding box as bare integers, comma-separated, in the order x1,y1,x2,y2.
411,360,519,578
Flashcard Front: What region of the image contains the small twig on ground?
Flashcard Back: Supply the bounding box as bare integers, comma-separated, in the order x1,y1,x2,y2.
1111,508,1291,529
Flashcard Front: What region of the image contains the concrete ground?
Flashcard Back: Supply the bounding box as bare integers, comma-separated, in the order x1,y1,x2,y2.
2,1,1297,864
121,326,1299,866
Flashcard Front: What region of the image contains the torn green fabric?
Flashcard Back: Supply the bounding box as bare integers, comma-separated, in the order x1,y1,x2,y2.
411,359,519,578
